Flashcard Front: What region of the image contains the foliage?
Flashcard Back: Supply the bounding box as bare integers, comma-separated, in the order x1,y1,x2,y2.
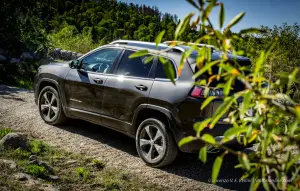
0,128,13,139
34,0,202,53
0,0,49,55
0,137,161,190
48,24,99,53
25,164,49,178
235,23,300,101
29,140,50,154
0,61,40,89
75,167,91,181
135,0,300,190
13,148,31,160
92,159,105,170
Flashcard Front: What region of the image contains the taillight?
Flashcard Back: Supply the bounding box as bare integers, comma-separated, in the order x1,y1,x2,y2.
191,86,223,98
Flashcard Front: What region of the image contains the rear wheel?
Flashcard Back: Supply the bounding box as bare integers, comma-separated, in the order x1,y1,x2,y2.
136,118,178,167
38,86,67,125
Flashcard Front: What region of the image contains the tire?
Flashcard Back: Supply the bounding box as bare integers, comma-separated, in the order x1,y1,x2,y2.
38,86,67,125
136,118,178,167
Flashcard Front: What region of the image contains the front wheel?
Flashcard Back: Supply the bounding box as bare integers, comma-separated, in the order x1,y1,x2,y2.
38,86,67,125
136,118,178,167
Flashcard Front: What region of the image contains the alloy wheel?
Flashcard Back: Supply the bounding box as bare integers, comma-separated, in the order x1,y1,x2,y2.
138,124,166,163
40,91,59,122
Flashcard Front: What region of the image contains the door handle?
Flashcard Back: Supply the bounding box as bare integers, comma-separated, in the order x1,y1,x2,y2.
93,78,104,84
135,85,148,91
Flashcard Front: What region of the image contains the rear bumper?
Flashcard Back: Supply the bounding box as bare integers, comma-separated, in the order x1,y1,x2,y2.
175,122,248,153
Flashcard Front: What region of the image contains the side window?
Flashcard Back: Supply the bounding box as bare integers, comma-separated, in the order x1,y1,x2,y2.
116,50,153,78
156,58,177,79
81,48,122,73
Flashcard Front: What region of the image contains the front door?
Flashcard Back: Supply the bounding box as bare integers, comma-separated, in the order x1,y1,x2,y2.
101,50,155,131
64,48,123,118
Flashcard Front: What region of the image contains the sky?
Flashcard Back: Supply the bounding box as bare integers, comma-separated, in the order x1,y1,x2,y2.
120,0,300,31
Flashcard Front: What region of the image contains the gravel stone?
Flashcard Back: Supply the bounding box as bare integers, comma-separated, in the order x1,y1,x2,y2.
0,159,17,169
0,85,236,191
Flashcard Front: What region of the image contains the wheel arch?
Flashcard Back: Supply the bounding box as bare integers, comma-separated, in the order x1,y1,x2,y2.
37,79,59,94
131,104,179,142
36,78,69,116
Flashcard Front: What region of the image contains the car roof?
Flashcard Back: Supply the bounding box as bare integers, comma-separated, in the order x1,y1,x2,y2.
106,40,250,63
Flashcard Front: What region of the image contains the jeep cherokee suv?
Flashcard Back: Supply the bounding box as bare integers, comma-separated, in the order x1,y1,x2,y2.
34,40,251,167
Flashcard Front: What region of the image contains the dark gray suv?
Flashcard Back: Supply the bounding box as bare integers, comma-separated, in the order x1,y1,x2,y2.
34,40,251,167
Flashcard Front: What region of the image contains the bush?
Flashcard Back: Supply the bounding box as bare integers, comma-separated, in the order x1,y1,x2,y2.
48,24,100,53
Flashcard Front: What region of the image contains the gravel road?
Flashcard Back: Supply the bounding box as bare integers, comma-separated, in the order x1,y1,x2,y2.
0,85,251,191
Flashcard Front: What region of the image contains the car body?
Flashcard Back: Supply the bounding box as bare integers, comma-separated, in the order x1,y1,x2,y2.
34,40,251,167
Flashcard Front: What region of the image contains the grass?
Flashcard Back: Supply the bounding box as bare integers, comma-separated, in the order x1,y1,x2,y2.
92,159,105,169
75,167,91,181
29,140,50,154
0,129,162,191
25,164,49,178
0,128,13,139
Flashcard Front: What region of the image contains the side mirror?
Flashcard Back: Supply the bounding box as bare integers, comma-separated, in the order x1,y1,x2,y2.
69,60,79,69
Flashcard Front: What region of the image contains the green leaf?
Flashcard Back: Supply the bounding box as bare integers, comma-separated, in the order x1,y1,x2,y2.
295,106,300,121
223,77,234,96
219,3,225,28
202,134,216,144
289,121,298,135
201,96,216,110
193,60,222,79
250,178,260,191
155,31,165,48
241,154,250,170
223,127,248,143
175,13,194,39
199,146,207,163
239,28,263,34
193,118,211,135
159,56,176,84
212,156,223,184
178,136,195,147
202,0,215,23
129,50,149,58
288,68,298,89
225,12,245,32
210,97,235,127
144,56,154,64
241,91,252,115
187,0,200,9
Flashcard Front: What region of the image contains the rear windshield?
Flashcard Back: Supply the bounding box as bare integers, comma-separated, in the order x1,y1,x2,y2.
190,58,251,92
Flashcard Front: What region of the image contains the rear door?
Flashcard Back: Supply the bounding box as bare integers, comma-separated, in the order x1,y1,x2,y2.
101,50,155,131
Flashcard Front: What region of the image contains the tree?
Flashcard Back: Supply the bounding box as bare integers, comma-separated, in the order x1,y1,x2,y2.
132,1,300,190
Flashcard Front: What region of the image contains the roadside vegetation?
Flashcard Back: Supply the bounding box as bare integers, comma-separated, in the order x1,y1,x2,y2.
1,0,300,190
128,0,300,190
0,128,161,191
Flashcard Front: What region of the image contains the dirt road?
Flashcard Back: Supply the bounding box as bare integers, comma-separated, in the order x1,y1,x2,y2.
0,85,250,191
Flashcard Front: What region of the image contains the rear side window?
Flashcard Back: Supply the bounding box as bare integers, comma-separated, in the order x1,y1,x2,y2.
156,58,177,79
116,50,153,78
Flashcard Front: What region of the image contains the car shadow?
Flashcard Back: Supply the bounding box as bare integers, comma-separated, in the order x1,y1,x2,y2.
55,119,256,191
0,85,30,101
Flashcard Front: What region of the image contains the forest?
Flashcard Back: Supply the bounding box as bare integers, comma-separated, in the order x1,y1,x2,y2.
0,0,300,93
1,0,204,54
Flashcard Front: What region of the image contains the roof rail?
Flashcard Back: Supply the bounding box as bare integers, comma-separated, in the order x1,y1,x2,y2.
110,40,157,46
110,40,186,53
